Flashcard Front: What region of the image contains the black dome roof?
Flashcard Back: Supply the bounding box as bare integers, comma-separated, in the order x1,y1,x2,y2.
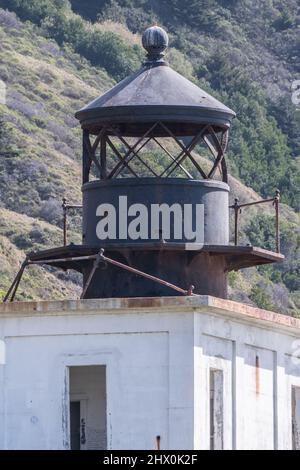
75,26,235,136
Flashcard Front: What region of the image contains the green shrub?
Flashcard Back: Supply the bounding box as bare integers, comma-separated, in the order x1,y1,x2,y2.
250,286,275,311
273,9,295,31
0,0,69,25
75,29,143,81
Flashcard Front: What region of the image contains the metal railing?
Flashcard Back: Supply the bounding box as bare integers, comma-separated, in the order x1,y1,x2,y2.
62,197,82,246
2,192,281,303
62,191,281,253
229,190,280,253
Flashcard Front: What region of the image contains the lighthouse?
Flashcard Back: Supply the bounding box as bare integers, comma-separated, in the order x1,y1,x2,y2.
0,27,299,451
7,26,282,300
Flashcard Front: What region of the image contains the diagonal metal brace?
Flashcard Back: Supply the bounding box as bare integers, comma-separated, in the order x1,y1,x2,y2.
98,249,195,297
80,248,196,299
3,257,29,302
3,249,197,302
80,249,105,299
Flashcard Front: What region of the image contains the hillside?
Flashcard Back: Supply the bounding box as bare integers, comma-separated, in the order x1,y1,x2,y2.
0,4,299,315
0,9,113,299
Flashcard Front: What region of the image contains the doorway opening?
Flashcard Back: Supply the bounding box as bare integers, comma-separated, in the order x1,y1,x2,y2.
69,365,107,450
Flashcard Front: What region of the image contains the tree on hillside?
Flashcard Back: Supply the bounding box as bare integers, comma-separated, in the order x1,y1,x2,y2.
0,118,18,158
0,0,69,24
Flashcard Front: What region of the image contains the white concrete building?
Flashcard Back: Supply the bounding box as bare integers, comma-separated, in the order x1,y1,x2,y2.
0,295,299,450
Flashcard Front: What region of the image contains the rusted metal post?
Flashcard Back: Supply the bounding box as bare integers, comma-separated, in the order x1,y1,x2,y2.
62,197,67,246
9,261,27,302
188,285,195,296
62,200,83,247
230,191,281,252
233,197,239,246
80,250,103,299
274,190,280,253
28,254,98,266
82,129,91,185
3,258,28,302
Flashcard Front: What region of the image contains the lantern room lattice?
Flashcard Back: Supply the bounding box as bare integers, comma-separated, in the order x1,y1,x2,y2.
82,123,229,183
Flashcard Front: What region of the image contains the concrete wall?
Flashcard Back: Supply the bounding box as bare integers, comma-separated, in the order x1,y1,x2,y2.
0,296,299,450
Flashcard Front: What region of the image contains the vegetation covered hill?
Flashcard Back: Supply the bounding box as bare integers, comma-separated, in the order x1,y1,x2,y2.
0,2,299,315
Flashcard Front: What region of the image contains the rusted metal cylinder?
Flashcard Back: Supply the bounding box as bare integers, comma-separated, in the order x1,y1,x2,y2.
82,178,229,246
82,250,228,299
81,178,229,298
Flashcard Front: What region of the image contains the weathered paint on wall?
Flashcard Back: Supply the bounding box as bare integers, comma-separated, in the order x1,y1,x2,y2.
0,296,299,450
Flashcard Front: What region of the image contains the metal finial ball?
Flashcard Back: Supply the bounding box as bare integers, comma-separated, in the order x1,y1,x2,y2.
142,26,169,61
